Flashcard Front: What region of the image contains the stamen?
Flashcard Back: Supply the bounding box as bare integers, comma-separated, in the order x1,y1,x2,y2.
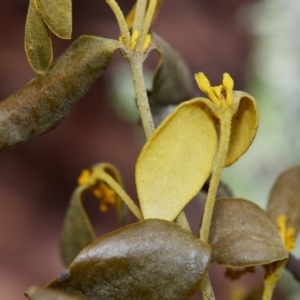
130,30,140,50
223,73,234,106
142,33,152,52
106,0,131,48
194,73,221,107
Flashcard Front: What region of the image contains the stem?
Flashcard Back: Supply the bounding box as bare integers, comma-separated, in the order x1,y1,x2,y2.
106,0,131,48
175,212,191,232
132,0,147,34
199,112,232,243
199,273,215,300
99,172,144,221
128,56,155,139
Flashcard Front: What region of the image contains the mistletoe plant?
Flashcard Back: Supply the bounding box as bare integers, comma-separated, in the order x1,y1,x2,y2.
1,0,299,299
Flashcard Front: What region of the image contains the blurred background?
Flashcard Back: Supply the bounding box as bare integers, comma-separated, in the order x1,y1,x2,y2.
0,0,299,299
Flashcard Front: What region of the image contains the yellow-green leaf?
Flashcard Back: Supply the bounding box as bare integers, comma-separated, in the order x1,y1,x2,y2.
136,99,217,220
36,0,72,39
151,33,194,105
209,198,288,267
25,0,52,73
48,219,212,300
267,165,300,234
225,91,259,166
0,36,121,152
25,286,83,300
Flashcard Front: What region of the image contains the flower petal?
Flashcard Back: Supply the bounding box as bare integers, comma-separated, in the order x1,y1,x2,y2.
136,99,217,220
225,91,259,166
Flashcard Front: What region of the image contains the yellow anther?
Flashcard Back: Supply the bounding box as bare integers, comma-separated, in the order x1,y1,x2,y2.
276,215,296,252
92,181,117,212
130,30,140,50
222,73,234,106
78,169,91,185
194,72,221,107
142,33,152,53
212,85,225,101
119,36,124,44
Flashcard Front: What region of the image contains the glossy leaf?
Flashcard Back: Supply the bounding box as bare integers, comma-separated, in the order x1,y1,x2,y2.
48,219,211,300
25,0,52,73
225,91,259,166
209,198,288,267
0,35,121,152
267,165,300,233
61,163,127,266
136,99,217,220
26,286,83,300
36,0,72,39
151,33,194,105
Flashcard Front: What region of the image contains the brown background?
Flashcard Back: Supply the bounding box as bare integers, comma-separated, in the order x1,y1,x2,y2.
0,0,281,299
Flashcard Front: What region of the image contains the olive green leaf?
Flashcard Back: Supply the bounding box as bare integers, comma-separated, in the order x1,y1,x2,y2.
25,0,52,73
150,33,194,105
60,163,127,266
136,99,217,220
209,198,288,267
267,165,300,235
0,35,121,152
25,286,83,300
35,0,72,39
225,91,259,166
48,219,212,300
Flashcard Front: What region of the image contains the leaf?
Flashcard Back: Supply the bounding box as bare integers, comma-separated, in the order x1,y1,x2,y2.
267,165,300,233
0,35,121,152
25,0,52,73
61,163,128,266
151,33,194,105
48,219,212,300
209,198,288,267
60,184,95,267
225,91,259,166
136,99,217,220
25,286,83,300
35,0,72,39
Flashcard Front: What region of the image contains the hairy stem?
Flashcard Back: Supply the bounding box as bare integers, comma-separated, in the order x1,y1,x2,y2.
199,273,215,300
106,0,131,47
99,172,144,221
200,112,232,242
129,56,155,139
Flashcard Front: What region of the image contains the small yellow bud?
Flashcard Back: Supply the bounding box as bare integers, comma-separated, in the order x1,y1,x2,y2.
130,30,140,50
142,33,152,53
78,169,91,185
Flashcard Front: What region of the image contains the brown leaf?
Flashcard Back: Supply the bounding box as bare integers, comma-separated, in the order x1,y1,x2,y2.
209,198,288,267
267,165,300,233
151,33,194,105
0,35,121,152
48,219,211,300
